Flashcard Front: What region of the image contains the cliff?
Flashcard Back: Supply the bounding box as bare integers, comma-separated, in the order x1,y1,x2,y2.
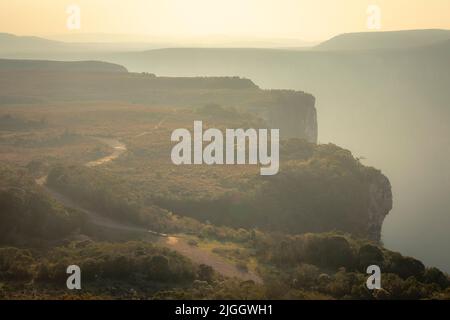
366,173,393,242
253,90,317,143
152,140,392,242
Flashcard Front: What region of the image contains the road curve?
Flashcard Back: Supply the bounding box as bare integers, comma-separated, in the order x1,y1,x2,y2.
36,134,263,284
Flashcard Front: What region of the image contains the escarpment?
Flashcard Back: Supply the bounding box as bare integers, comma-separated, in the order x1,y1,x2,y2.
0,59,317,143
366,173,393,242
249,90,317,143
152,140,392,242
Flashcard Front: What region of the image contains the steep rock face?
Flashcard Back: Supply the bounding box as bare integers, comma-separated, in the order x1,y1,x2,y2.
366,173,393,242
246,90,318,143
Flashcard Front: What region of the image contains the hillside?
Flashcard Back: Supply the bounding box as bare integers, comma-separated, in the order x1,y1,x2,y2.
0,33,159,58
0,162,446,300
0,33,65,53
0,58,128,73
0,164,83,246
314,29,450,51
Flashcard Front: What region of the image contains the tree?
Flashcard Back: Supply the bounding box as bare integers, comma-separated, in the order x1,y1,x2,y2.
197,264,214,283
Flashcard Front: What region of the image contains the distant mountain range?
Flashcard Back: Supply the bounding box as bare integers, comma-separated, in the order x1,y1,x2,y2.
0,58,127,73
2,29,449,57
314,29,450,51
0,33,65,53
0,33,316,57
47,33,318,48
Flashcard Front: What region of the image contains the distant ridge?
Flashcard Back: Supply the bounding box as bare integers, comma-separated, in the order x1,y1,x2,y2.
0,33,66,52
0,59,128,73
315,29,450,51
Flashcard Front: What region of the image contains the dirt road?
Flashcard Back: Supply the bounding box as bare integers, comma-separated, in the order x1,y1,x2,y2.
161,236,262,283
85,137,127,167
37,134,263,284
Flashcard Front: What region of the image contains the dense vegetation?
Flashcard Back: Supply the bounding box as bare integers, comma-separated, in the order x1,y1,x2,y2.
0,66,447,300
0,114,46,131
255,232,450,299
0,164,83,246
47,164,171,232
1,160,445,300
155,140,388,238
1,234,449,300
46,131,390,240
0,241,211,299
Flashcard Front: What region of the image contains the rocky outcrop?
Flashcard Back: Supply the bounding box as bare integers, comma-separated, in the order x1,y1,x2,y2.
245,90,318,143
366,173,393,242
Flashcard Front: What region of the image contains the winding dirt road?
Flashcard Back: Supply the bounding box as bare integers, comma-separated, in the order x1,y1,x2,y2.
85,137,127,167
37,135,263,284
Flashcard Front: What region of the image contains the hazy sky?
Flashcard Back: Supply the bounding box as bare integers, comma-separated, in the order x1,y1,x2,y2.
1,0,450,41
